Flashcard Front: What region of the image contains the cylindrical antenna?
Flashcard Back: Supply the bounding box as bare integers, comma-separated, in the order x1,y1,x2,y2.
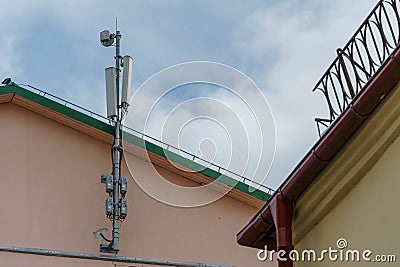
105,67,117,119
121,55,133,107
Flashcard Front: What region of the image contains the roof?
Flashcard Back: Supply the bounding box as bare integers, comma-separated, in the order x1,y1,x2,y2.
0,83,272,207
237,0,400,248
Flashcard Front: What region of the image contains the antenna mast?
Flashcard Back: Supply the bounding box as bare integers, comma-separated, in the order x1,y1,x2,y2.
99,21,133,254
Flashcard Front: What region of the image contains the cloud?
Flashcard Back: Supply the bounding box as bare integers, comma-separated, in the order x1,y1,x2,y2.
0,0,380,190
233,0,377,188
0,36,23,81
124,62,275,190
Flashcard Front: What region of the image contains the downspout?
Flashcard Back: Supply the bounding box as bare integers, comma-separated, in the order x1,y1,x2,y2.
269,194,294,267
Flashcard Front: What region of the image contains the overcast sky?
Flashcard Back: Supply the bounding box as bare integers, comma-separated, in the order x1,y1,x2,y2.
0,0,378,189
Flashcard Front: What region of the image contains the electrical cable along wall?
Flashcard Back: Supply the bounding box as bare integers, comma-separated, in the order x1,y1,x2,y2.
0,246,235,267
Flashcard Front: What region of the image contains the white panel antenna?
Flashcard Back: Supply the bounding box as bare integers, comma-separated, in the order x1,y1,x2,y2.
121,55,133,106
105,67,118,119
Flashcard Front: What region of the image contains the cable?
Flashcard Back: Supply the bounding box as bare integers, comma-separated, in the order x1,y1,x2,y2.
111,147,115,174
115,264,143,267
100,233,112,243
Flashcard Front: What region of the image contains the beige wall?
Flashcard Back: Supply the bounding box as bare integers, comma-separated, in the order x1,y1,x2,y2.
0,103,269,266
294,130,400,266
292,85,400,266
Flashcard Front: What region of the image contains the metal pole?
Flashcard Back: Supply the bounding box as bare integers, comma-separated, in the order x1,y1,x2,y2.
112,30,122,253
115,30,121,113
100,25,125,254
0,245,235,267
111,119,121,252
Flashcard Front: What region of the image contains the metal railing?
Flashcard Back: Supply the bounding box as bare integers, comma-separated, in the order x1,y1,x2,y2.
313,0,400,136
124,124,275,195
19,84,275,195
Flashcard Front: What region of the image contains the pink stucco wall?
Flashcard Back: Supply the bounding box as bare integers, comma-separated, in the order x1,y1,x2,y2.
0,103,272,266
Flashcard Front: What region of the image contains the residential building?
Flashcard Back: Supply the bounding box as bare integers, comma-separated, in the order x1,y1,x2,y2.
0,83,273,267
237,1,400,266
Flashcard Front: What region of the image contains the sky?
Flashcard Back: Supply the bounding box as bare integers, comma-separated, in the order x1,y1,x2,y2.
0,0,378,190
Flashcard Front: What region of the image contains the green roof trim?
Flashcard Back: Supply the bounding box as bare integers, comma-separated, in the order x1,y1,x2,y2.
1,83,271,202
